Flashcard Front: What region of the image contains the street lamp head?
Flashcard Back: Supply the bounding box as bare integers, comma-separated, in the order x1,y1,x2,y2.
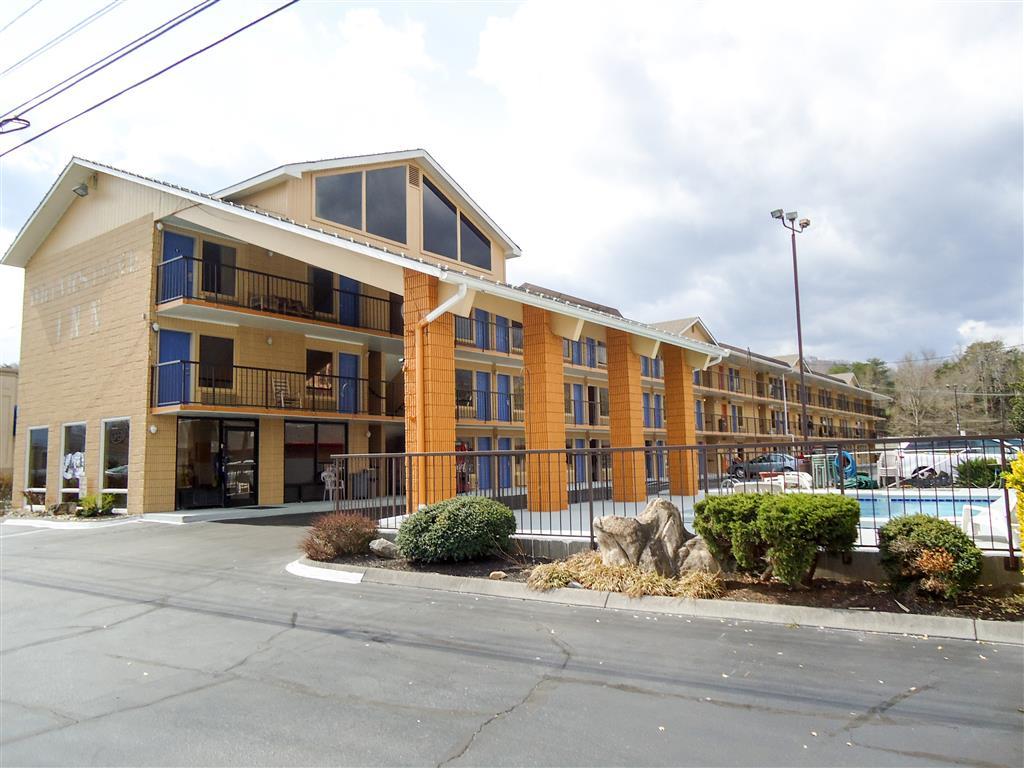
770,209,784,219
785,211,798,222
798,218,810,230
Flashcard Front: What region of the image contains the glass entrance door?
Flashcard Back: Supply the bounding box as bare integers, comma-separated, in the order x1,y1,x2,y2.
222,424,257,507
176,417,258,509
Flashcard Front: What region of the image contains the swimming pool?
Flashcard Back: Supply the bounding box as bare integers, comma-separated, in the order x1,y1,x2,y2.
855,493,1002,524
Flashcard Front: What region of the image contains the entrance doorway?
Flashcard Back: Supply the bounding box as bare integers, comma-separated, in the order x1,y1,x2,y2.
175,418,258,509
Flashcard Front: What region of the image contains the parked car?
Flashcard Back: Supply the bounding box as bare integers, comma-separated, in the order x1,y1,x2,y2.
876,439,1020,484
729,452,797,479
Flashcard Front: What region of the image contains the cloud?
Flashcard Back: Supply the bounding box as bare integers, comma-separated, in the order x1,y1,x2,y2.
957,319,1024,348
0,0,1020,366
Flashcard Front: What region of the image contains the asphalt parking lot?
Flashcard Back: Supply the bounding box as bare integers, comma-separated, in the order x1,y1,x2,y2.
1,516,1021,767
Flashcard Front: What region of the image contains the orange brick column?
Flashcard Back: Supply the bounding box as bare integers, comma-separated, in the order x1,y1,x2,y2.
663,346,700,496
522,306,569,512
403,269,456,509
606,328,647,502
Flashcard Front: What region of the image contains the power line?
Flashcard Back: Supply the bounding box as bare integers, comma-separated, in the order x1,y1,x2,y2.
0,0,301,160
0,0,123,79
1,0,221,121
0,0,44,37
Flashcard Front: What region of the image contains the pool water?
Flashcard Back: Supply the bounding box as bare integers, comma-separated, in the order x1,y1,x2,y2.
855,494,1000,525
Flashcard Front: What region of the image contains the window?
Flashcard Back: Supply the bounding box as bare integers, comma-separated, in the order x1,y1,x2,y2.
693,369,700,385
201,241,236,295
459,214,491,270
306,350,333,390
599,387,609,418
643,393,652,428
653,394,663,427
101,419,130,510
283,422,347,503
61,423,86,501
422,177,457,258
652,358,662,378
27,427,47,491
365,166,406,243
199,336,233,389
641,356,650,377
695,400,704,428
315,172,361,229
311,268,334,314
455,369,473,407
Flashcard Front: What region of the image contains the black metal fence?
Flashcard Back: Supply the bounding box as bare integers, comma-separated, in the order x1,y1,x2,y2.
330,434,1022,559
151,361,398,416
157,256,403,335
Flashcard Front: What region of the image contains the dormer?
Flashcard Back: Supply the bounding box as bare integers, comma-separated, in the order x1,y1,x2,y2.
215,149,520,283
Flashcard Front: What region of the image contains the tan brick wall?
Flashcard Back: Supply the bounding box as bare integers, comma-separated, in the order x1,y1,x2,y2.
259,417,284,504
13,215,156,514
606,329,646,503
522,306,568,512
662,346,699,495
402,269,456,507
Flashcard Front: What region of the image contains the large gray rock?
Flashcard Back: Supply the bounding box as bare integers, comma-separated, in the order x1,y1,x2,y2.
369,538,400,559
593,515,647,567
677,536,722,575
594,499,719,578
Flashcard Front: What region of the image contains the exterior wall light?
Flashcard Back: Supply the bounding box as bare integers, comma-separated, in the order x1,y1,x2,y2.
155,221,164,231
149,424,158,434
72,183,89,198
151,322,160,333
266,336,273,346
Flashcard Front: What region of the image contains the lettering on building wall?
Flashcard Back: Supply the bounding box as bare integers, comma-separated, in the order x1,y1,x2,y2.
32,250,136,343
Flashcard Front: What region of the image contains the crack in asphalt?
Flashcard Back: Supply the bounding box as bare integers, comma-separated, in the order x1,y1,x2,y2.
840,682,935,733
436,628,574,768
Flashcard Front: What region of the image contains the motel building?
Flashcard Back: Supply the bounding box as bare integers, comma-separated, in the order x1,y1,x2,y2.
3,151,887,517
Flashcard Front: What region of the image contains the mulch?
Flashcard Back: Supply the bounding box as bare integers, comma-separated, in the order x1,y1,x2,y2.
2,511,122,522
332,553,1024,621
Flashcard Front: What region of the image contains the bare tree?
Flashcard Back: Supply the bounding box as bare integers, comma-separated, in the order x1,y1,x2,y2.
890,352,946,435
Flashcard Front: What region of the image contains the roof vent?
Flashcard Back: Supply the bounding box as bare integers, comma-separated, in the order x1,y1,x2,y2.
408,165,420,188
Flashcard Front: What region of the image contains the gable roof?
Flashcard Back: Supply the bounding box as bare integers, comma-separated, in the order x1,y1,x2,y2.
517,283,623,317
2,157,728,369
651,317,719,345
214,149,522,259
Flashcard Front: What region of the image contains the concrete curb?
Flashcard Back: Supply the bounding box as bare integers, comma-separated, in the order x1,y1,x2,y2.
0,517,141,530
290,556,1023,645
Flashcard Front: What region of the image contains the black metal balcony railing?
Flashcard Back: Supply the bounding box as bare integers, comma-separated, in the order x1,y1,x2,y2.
456,389,525,422
455,316,523,355
157,257,403,335
562,340,608,369
695,376,887,418
151,361,399,416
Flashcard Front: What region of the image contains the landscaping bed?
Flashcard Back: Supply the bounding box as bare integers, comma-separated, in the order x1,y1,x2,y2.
3,508,122,522
327,552,1023,621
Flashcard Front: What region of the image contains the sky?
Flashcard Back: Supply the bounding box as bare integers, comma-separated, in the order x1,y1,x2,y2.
0,0,1021,367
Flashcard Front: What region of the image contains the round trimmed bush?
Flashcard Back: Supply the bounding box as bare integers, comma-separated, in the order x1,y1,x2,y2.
396,496,516,563
756,494,860,586
693,494,766,570
878,514,982,598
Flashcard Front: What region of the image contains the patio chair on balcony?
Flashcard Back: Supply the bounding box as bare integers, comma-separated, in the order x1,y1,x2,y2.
271,374,301,409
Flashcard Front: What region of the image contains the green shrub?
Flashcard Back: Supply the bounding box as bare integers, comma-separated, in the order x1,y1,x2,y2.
301,512,377,561
693,494,766,570
76,493,117,518
396,496,516,563
756,495,860,586
878,514,983,598
956,458,1001,488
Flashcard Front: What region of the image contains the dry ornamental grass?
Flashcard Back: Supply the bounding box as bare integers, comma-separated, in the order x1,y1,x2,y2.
527,551,724,599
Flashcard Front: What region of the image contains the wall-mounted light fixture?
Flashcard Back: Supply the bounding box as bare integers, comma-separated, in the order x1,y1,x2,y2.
266,336,273,346
150,322,160,333
155,221,164,231
149,424,158,434
72,183,89,198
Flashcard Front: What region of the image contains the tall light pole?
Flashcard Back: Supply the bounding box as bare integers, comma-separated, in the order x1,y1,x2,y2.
771,209,811,440
947,383,962,435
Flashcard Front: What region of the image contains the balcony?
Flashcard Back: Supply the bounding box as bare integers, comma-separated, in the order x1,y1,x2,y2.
455,316,523,355
456,389,525,423
151,361,400,418
156,257,403,336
